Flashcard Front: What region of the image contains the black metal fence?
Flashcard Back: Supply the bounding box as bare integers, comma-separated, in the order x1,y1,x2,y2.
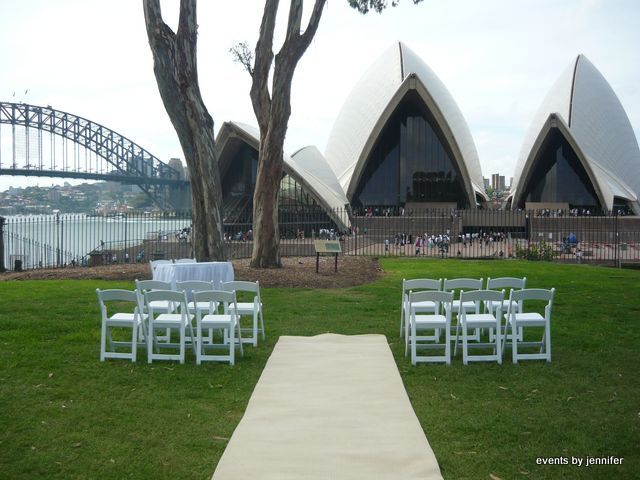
2,208,639,272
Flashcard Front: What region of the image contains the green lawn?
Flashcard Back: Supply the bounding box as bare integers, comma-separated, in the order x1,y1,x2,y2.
1,258,638,479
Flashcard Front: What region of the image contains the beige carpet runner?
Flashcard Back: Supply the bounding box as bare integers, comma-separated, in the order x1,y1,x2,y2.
212,334,443,480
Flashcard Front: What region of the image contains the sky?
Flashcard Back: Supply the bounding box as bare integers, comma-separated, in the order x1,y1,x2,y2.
0,0,638,192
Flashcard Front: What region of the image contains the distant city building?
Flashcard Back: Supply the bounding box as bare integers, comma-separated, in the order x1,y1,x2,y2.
47,188,60,202
491,173,505,191
483,177,490,190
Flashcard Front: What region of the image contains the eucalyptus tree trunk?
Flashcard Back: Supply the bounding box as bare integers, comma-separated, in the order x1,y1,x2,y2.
143,0,225,261
249,0,326,268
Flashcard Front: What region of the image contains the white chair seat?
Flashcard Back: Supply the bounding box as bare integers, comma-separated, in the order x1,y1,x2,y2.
187,300,218,312
107,312,148,326
148,300,176,312
414,314,447,327
411,300,437,311
230,302,262,314
449,300,476,312
200,313,238,329
508,312,545,326
464,313,501,328
152,313,194,326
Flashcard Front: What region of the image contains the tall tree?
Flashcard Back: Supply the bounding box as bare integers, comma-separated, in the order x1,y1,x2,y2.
245,0,326,268
143,0,225,261
237,0,423,268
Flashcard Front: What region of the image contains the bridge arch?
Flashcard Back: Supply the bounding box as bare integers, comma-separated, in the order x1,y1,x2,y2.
0,102,191,210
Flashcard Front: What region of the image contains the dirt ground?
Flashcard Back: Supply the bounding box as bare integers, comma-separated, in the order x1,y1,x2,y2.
0,256,384,289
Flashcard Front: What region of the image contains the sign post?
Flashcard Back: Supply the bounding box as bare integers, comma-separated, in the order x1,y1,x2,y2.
313,240,342,273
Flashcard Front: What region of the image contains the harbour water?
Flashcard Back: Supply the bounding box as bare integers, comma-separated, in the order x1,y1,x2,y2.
3,213,192,269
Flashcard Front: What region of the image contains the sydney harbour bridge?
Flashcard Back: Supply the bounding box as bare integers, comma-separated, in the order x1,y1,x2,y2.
0,101,191,210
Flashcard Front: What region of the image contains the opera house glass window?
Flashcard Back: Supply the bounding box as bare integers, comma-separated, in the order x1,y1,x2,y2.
520,129,601,210
221,144,257,222
222,145,323,222
352,92,468,208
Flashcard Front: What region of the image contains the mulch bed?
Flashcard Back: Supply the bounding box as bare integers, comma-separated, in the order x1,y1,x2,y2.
0,256,384,289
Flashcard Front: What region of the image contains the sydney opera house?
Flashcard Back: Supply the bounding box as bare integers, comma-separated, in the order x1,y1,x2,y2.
216,42,640,230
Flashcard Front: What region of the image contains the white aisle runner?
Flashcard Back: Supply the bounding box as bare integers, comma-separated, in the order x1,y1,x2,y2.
212,334,443,480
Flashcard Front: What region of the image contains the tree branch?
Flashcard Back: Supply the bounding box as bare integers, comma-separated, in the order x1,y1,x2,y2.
229,41,255,76
251,0,279,131
300,0,326,47
285,0,303,46
176,0,198,73
348,0,423,14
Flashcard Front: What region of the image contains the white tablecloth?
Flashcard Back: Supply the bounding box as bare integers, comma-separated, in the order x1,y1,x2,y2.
152,261,234,289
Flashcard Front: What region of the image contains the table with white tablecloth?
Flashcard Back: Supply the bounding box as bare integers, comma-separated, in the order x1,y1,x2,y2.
152,261,234,289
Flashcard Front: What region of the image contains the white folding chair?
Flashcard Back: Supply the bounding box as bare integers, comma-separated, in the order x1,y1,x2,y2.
454,289,505,365
176,280,216,344
136,279,176,343
444,278,484,342
221,281,264,346
145,289,195,364
400,278,442,339
135,279,176,313
149,259,172,275
503,288,555,363
486,277,526,342
176,280,216,314
97,289,147,362
408,290,453,365
193,290,244,365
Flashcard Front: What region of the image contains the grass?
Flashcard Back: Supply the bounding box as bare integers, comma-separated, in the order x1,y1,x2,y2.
0,258,638,479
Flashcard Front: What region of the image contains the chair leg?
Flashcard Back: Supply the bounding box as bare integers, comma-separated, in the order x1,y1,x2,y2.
444,325,451,365
238,322,244,357
512,321,518,364
495,321,502,365
453,319,461,357
179,325,185,365
100,322,107,362
404,312,411,357
462,322,468,365
148,323,154,363
260,309,265,340
410,322,417,366
253,311,258,347
229,321,235,366
544,322,551,362
196,326,202,365
131,323,138,363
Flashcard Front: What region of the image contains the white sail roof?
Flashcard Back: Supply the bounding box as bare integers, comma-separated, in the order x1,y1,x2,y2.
324,42,485,204
511,55,640,212
216,122,349,229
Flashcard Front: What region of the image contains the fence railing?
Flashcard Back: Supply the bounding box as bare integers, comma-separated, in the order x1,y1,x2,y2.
1,208,639,271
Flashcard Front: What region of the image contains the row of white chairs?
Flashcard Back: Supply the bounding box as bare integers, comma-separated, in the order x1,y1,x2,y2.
401,277,555,365
97,279,264,365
